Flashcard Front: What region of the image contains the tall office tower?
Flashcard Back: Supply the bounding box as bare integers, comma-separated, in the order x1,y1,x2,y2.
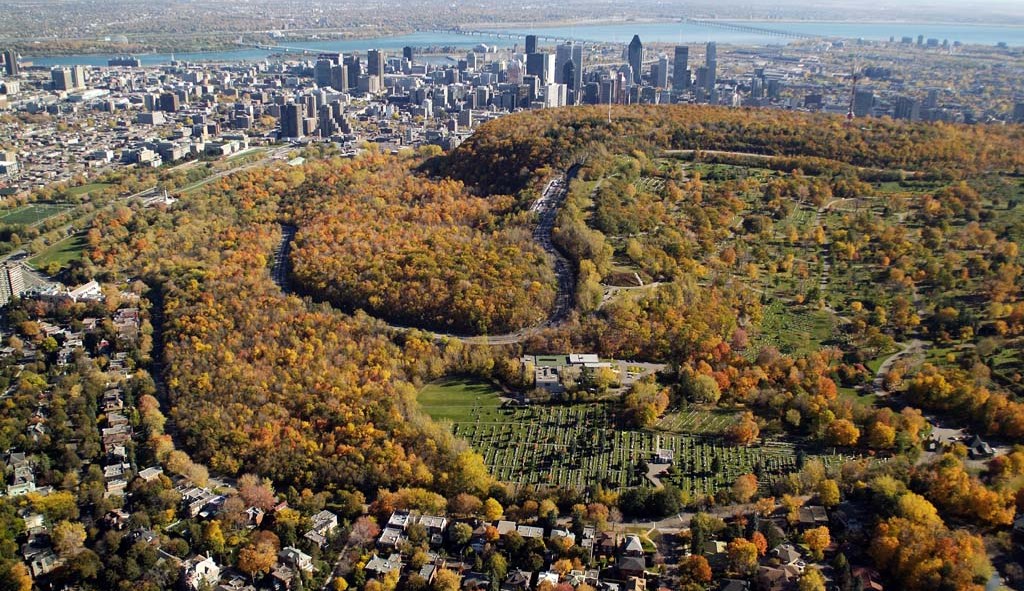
554,42,583,88
628,35,643,85
853,89,875,117
70,65,86,89
466,52,478,70
280,103,304,138
51,68,73,91
673,46,690,91
655,55,669,88
314,58,335,87
402,46,414,63
2,50,17,76
1015,101,1024,123
894,96,920,121
344,55,362,88
526,52,552,85
366,49,385,82
562,60,576,93
705,42,717,94
525,35,538,55
507,59,523,84
330,64,348,91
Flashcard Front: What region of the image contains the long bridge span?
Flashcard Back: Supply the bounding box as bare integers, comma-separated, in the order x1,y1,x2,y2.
426,19,819,46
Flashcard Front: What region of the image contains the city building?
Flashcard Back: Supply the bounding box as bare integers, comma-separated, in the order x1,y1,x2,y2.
704,42,718,98
853,89,875,117
628,35,643,85
525,35,538,55
673,46,690,92
654,55,669,88
280,103,304,139
894,96,921,121
2,49,17,76
0,264,26,306
50,68,73,92
526,52,554,85
367,49,385,84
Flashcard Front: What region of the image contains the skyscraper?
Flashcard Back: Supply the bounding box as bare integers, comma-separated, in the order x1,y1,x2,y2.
314,58,335,87
704,42,717,95
894,96,920,121
525,35,538,55
281,103,304,139
526,52,553,85
331,64,348,91
51,68,73,91
853,89,875,117
366,49,385,83
554,42,583,91
673,46,690,91
402,46,414,63
70,65,86,89
2,50,17,76
344,55,362,89
655,55,669,88
628,35,643,85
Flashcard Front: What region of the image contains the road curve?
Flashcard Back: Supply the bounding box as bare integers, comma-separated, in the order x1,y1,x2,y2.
271,167,580,345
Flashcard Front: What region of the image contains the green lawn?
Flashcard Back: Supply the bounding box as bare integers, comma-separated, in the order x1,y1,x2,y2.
418,378,504,422
0,204,73,226
28,233,88,268
65,182,112,197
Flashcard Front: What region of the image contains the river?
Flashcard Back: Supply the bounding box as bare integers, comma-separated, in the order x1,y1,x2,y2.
28,20,1024,67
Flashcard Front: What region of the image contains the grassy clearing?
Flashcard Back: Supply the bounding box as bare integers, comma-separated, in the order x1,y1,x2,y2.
28,232,88,268
0,204,73,226
64,182,112,197
418,378,504,422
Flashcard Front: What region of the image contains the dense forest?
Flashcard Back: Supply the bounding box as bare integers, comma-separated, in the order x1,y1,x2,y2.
32,104,1024,591
84,148,498,493
287,153,556,335
442,105,1024,194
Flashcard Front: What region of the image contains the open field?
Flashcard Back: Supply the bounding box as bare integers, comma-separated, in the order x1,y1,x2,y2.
419,379,845,494
28,232,88,268
417,377,505,422
0,203,74,226
64,182,112,197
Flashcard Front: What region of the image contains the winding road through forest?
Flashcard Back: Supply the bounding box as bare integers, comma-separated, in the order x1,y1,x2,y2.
271,167,580,345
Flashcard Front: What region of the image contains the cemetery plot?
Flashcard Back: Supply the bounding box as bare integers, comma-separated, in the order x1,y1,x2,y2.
420,379,843,495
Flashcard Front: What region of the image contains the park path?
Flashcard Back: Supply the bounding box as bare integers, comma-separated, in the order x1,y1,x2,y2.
872,339,925,395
